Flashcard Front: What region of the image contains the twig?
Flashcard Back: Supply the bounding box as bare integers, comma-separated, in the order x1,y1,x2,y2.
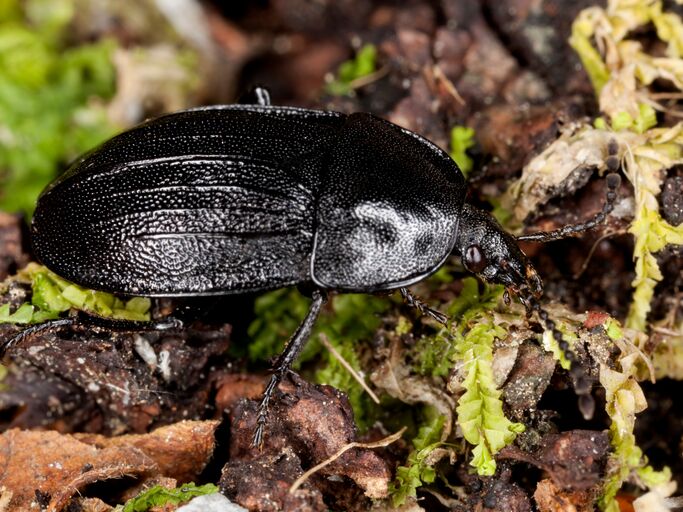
289,427,407,494
347,66,389,90
319,333,380,404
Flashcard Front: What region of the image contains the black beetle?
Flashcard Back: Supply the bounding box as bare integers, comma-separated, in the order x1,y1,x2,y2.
10,88,620,445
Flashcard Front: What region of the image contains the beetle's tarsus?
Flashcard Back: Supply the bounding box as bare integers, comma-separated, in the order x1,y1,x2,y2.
399,287,449,325
250,289,327,449
75,311,184,332
252,373,280,449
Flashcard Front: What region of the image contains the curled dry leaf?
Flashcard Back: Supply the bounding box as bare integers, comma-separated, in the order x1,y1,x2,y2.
370,335,455,440
0,429,155,512
504,126,624,223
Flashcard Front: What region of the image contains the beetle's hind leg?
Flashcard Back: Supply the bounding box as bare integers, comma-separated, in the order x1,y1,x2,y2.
0,313,183,359
0,317,76,358
251,289,328,449
399,288,448,325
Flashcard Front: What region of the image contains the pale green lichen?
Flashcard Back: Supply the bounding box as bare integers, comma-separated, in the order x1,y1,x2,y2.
0,263,151,323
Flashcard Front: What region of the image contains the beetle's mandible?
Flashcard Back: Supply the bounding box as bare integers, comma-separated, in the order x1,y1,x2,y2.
10,88,621,446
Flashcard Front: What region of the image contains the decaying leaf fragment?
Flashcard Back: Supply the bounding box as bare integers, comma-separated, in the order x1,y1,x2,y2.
0,420,218,512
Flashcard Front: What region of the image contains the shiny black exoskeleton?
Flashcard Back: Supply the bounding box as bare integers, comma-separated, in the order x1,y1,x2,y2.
22,88,620,445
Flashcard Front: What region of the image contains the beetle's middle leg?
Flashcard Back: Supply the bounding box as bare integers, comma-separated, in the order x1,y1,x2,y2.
251,289,328,448
399,288,448,325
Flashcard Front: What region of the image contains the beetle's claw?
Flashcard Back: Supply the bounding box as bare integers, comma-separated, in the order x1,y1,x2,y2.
526,266,543,298
426,308,449,325
399,287,449,326
251,421,266,450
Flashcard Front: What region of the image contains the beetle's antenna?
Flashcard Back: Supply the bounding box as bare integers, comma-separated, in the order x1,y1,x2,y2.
517,139,622,243
524,292,595,420
516,172,621,243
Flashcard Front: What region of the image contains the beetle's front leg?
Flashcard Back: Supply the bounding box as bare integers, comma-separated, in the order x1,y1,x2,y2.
251,289,328,449
399,288,448,325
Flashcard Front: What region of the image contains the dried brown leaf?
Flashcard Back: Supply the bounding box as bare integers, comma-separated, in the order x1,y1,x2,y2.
75,420,219,483
0,429,156,512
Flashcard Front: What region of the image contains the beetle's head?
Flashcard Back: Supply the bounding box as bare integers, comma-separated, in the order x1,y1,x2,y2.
455,204,542,308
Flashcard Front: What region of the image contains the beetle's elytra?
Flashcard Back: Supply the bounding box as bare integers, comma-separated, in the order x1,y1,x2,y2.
23,88,620,445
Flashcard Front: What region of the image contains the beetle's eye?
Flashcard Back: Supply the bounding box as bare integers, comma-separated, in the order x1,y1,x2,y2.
464,244,487,273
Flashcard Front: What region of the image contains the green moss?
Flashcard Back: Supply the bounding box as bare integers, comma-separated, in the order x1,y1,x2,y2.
390,407,445,506
449,126,476,177
0,0,118,214
411,278,523,475
567,0,683,331
325,44,377,96
604,317,624,341
413,329,454,378
456,320,524,476
627,207,683,331
567,0,683,499
569,15,610,94
120,483,218,512
599,363,671,511
246,288,312,362
414,278,505,379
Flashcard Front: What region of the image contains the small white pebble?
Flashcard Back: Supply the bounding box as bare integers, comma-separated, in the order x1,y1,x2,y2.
158,350,171,381
176,493,247,512
134,335,157,369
